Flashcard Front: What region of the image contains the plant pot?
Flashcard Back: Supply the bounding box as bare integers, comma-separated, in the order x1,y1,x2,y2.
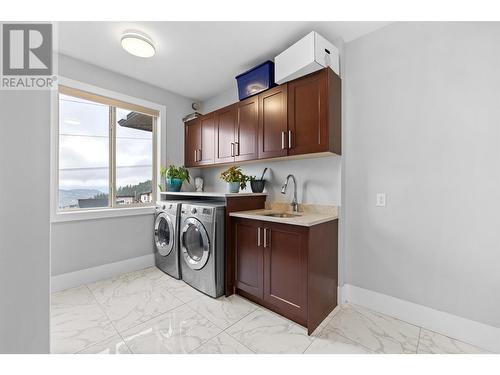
250,179,265,193
227,182,240,193
166,178,183,192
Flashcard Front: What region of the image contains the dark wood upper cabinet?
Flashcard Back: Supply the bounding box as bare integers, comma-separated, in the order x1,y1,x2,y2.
235,96,259,162
215,105,237,164
214,98,258,165
185,114,214,167
326,68,342,155
258,84,288,159
184,118,201,167
234,219,263,299
184,68,341,167
288,68,329,155
198,113,215,165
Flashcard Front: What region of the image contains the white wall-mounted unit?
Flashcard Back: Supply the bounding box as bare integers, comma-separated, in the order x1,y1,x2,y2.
275,31,340,84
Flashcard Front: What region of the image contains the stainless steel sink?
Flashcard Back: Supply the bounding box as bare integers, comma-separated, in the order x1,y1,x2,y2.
263,212,302,218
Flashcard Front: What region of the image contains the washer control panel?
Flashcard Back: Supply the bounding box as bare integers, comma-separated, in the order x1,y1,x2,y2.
182,205,213,218
156,202,178,215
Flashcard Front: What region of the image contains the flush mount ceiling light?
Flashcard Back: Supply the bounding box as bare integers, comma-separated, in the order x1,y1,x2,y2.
121,32,156,58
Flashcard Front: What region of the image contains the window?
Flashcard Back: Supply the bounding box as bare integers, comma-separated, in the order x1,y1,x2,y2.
115,107,154,206
57,86,158,211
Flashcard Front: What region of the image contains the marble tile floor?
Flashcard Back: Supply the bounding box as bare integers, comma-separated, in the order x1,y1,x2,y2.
50,267,492,354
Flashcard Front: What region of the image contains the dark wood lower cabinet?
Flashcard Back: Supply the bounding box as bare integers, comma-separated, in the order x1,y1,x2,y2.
234,220,263,299
263,223,308,326
225,196,267,297
233,217,338,334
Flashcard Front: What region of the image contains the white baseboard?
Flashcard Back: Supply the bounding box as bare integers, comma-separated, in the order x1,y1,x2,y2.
51,254,155,293
341,284,500,353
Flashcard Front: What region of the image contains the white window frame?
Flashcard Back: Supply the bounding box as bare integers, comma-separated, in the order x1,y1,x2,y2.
51,77,166,223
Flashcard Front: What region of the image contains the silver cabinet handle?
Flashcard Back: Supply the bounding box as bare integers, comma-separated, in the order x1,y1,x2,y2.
257,227,261,247
281,131,286,150
194,149,197,162
235,142,239,156
288,130,292,149
198,149,202,161
231,142,234,157
263,228,268,248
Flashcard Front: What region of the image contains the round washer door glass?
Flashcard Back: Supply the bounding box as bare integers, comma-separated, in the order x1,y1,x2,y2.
155,213,174,256
181,218,210,270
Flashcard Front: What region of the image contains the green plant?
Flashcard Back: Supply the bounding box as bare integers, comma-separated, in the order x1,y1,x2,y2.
220,166,249,190
161,165,190,183
160,165,167,178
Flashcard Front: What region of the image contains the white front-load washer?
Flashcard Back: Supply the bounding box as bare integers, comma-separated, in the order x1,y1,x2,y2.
179,202,225,298
154,201,182,279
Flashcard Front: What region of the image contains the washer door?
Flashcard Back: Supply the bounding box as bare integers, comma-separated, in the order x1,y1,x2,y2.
181,217,210,270
154,213,174,256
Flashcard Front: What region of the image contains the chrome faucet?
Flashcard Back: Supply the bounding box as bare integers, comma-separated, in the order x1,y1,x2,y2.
281,174,299,212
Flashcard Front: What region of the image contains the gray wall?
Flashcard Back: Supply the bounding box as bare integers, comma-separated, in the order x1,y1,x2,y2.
344,22,500,327
51,55,196,276
0,91,50,353
201,156,341,205
51,215,154,275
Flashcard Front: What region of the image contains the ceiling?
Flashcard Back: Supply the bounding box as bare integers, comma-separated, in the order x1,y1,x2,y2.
57,22,389,101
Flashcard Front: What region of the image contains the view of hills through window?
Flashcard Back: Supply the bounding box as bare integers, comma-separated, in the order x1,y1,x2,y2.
58,94,154,210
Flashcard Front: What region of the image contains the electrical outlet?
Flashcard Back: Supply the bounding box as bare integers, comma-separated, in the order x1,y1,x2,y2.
376,193,386,207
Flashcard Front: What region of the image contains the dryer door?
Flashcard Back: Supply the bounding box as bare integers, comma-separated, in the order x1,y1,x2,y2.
180,217,210,270
155,213,175,256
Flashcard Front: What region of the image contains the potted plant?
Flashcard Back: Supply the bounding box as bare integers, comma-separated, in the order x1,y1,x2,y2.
249,168,268,193
161,165,190,192
220,166,248,193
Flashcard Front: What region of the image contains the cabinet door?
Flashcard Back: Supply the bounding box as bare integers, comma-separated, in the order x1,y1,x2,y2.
198,114,215,165
234,219,263,299
263,223,308,324
258,85,288,159
215,105,236,164
287,69,328,155
235,96,258,162
184,119,200,167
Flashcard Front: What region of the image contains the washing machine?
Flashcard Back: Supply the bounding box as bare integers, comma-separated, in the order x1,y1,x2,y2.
179,202,225,298
154,201,182,279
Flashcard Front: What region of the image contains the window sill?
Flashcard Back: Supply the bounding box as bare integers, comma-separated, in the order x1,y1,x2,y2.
51,205,155,223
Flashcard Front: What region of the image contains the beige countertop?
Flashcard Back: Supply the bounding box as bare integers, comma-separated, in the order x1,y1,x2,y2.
229,202,339,227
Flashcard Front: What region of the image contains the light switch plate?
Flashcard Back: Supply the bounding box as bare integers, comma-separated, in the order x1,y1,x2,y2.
376,193,386,207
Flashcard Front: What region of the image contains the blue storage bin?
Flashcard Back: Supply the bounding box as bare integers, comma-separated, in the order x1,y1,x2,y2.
235,60,275,101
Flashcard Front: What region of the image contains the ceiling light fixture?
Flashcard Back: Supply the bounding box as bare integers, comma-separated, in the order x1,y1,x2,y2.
121,32,156,58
